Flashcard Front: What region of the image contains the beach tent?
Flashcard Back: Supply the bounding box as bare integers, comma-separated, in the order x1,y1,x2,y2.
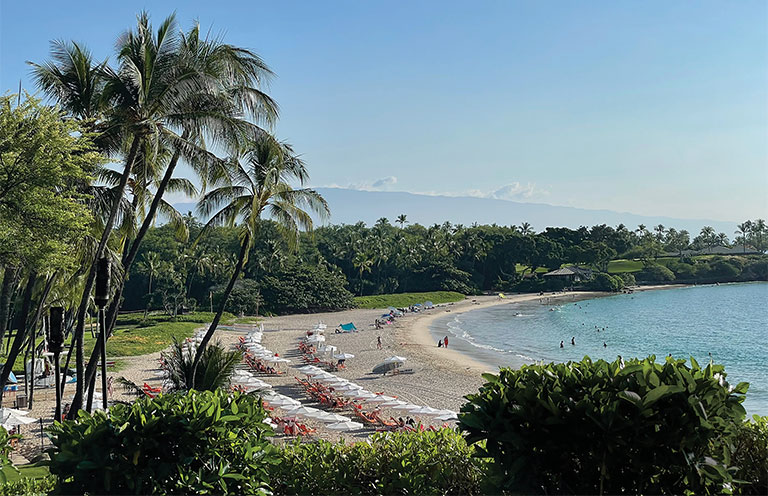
339,323,357,332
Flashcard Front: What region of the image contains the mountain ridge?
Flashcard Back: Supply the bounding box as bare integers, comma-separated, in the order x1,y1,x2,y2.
173,187,738,234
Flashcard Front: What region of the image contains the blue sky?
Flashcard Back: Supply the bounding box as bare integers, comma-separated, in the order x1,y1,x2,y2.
1,1,766,222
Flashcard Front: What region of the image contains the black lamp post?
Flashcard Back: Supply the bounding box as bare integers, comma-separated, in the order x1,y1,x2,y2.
48,307,65,421
91,257,110,411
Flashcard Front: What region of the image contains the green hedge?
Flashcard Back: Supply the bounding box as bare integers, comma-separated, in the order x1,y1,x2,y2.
354,291,465,309
48,390,277,494
732,415,768,495
271,429,488,495
460,356,749,494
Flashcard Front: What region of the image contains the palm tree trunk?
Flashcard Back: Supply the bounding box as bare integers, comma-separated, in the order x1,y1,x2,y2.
0,266,19,345
80,144,183,405
190,233,250,388
25,272,57,409
144,273,152,318
68,135,140,418
0,272,37,405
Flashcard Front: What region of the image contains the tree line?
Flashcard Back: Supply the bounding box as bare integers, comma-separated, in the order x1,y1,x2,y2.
115,216,768,318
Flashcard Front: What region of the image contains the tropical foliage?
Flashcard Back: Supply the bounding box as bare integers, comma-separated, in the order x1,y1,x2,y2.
47,390,277,494
459,356,749,494
162,338,242,392
271,429,488,495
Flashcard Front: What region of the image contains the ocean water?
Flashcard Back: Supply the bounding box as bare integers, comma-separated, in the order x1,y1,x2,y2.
430,282,768,415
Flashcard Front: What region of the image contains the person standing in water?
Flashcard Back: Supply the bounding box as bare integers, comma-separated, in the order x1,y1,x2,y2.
571,336,575,345
444,336,449,348
560,341,564,348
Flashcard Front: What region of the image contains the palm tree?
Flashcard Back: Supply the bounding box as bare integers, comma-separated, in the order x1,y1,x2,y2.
192,134,328,384
699,226,716,253
735,221,753,253
716,232,729,248
520,222,533,236
654,224,666,243
396,214,408,229
136,252,160,318
49,14,277,413
752,219,766,253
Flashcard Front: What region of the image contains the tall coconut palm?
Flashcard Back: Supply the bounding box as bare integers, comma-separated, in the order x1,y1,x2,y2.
520,222,534,236
191,135,328,384
137,252,160,317
396,214,408,229
735,221,753,253
55,14,278,413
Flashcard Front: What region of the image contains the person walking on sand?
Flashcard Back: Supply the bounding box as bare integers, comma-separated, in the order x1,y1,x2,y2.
377,336,382,349
444,336,449,348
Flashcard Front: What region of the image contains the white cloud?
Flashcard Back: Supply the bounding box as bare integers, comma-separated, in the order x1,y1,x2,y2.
414,182,549,202
371,176,398,188
319,176,399,191
317,178,549,202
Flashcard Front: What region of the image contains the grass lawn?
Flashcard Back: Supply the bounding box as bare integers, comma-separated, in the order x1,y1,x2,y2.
2,461,50,482
354,291,465,309
606,259,645,273
0,312,250,374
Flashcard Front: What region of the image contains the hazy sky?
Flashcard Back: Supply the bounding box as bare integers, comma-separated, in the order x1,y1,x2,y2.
1,1,766,222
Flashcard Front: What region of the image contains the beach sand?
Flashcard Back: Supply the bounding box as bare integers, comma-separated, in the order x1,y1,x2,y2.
15,285,686,456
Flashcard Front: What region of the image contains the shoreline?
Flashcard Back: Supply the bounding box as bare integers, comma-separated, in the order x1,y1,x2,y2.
401,284,693,376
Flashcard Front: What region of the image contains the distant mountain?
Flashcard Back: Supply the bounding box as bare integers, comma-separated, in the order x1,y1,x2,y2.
173,188,738,233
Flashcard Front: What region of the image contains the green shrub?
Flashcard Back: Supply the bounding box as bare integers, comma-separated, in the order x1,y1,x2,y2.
258,263,355,314
618,272,636,286
0,475,55,496
48,390,277,494
586,273,624,291
637,263,676,282
460,356,748,494
732,415,768,494
271,429,488,495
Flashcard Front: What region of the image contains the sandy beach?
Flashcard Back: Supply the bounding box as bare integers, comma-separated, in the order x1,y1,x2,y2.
15,285,688,457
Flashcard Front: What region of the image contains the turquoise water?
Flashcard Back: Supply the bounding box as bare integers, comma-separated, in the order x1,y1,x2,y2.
430,282,768,415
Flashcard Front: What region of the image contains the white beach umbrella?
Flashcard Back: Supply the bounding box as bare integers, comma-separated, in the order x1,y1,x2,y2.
297,365,319,373
325,421,364,431
0,409,36,429
383,356,407,363
409,406,442,416
352,392,378,400
435,412,459,421
332,353,355,360
283,405,321,417
306,335,325,343
316,412,352,423
379,399,408,408
363,395,396,404
391,403,423,412
307,370,334,379
333,384,363,392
